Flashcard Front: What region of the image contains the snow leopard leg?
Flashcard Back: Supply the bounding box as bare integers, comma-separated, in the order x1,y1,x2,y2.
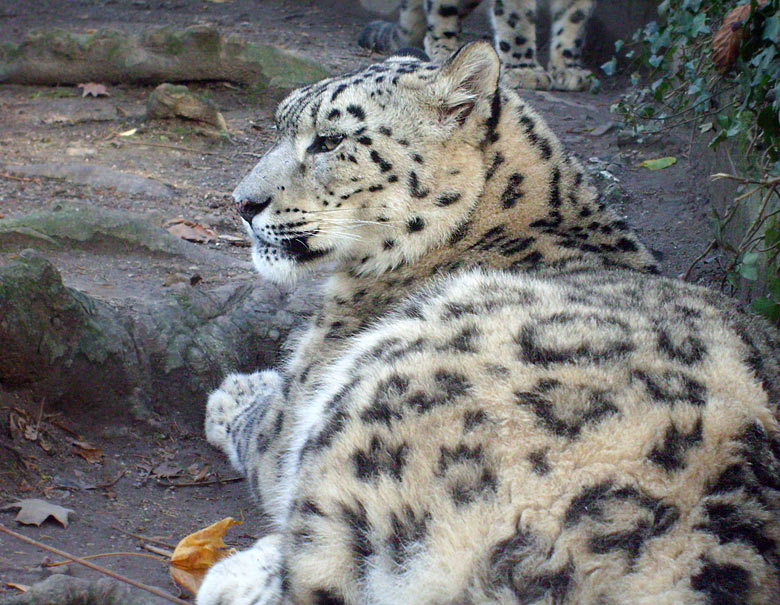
358,0,426,54
197,533,284,605
205,370,290,515
493,0,552,90
423,1,464,62
549,0,594,90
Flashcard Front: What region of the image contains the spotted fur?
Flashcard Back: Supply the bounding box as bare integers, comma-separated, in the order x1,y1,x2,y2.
198,43,780,604
358,0,594,91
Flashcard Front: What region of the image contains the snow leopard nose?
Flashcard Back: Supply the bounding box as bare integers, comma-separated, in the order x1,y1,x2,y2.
235,194,272,223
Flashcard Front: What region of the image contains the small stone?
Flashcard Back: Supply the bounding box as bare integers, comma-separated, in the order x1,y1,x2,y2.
146,83,227,130
65,146,96,157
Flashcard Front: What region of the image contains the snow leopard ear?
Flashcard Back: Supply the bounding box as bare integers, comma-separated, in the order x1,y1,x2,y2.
433,41,500,126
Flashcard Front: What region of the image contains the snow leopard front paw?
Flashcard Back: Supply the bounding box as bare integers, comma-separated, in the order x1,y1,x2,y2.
197,534,283,605
502,65,553,91
205,370,283,472
550,66,592,91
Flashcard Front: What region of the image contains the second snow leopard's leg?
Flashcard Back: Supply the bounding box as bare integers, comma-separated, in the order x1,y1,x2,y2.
358,0,426,54
423,1,463,63
492,0,552,90
549,0,594,90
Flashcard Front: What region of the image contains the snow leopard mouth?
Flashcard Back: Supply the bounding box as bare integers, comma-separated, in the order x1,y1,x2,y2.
254,233,333,263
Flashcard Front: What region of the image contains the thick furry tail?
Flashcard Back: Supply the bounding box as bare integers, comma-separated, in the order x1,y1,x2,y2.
358,20,405,54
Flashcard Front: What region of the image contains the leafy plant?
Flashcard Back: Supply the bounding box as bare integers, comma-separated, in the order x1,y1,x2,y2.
609,0,780,320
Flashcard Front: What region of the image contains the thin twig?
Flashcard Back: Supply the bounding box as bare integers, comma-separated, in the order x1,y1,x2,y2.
45,551,168,567
684,239,717,281
97,469,126,489
142,543,175,558
0,524,188,604
0,172,36,182
156,475,244,488
110,525,177,550
118,139,219,155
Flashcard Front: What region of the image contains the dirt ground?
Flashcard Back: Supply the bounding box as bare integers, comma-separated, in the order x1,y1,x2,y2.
0,0,719,601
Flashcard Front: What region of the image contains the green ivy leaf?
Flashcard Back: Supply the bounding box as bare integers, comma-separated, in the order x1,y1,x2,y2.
740,251,760,281
769,277,780,301
764,14,780,42
639,156,677,170
601,58,617,76
752,297,780,321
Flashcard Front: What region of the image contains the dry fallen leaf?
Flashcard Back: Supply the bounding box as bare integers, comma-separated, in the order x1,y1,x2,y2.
1,499,75,527
8,410,28,440
170,517,241,594
164,217,218,244
77,82,110,97
5,582,30,593
72,439,104,464
152,461,183,479
118,127,138,137
712,0,768,73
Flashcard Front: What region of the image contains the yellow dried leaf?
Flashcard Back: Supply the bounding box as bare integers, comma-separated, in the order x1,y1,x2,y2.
169,517,241,594
118,128,138,137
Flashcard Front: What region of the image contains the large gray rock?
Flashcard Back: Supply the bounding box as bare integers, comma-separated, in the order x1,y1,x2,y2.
0,201,248,268
146,83,227,130
0,25,330,91
1,163,174,199
0,248,315,424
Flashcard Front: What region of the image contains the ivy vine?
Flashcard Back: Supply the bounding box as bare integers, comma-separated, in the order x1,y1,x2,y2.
606,0,780,320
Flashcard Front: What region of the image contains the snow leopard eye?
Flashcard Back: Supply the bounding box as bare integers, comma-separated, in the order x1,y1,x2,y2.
308,133,345,154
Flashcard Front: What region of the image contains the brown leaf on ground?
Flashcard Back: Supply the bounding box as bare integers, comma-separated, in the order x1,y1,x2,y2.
1,499,75,527
187,464,210,483
164,217,217,244
8,410,28,441
152,461,183,479
9,408,52,452
712,0,768,73
169,517,241,594
5,582,30,593
71,440,104,464
77,82,110,97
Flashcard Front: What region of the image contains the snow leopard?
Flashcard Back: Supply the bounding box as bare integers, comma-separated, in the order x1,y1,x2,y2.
198,42,780,604
357,0,595,90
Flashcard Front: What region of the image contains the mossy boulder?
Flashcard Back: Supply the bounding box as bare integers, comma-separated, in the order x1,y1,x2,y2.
0,25,330,92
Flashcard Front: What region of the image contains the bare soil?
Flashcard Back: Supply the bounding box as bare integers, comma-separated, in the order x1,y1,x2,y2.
0,0,718,601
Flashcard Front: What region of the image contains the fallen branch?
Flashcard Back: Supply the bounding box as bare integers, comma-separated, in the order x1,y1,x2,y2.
156,475,243,488
0,524,188,605
97,470,126,489
110,525,177,550
116,139,220,155
684,239,717,281
142,543,175,558
0,172,37,182
45,551,168,567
